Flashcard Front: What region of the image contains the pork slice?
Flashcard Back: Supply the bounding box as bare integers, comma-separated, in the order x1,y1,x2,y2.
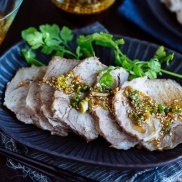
40,56,79,135
52,57,107,141
4,66,41,124
94,108,139,149
113,76,182,151
91,67,138,149
25,67,53,130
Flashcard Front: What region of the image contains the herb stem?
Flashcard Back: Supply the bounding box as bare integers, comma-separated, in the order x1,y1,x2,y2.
160,69,182,78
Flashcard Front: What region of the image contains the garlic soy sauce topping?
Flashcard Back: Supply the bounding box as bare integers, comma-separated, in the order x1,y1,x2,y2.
124,86,182,135
43,70,114,113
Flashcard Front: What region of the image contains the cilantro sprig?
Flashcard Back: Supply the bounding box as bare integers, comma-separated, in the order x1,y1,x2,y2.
21,24,79,65
77,32,125,57
77,33,182,80
21,24,182,84
113,45,175,80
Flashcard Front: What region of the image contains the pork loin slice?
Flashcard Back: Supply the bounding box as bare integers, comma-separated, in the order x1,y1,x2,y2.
52,57,107,141
91,68,138,149
4,66,41,124
113,76,182,151
40,56,79,135
94,107,139,149
26,66,54,131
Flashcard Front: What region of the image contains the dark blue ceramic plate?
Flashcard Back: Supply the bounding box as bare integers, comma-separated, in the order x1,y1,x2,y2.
146,0,182,39
0,37,182,169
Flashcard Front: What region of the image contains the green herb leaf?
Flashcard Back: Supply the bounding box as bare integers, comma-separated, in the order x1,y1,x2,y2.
21,27,44,49
60,26,74,46
40,24,61,46
77,32,124,57
148,59,161,72
21,48,44,66
21,24,78,64
154,46,174,65
21,24,182,79
97,66,116,90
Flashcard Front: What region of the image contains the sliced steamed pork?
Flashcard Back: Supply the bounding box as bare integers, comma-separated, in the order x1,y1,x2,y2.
113,76,182,151
4,66,41,124
40,56,79,135
91,67,138,149
26,66,67,136
26,66,54,131
52,57,107,142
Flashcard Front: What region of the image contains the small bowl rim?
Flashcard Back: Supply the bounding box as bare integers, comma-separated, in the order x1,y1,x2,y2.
0,0,23,21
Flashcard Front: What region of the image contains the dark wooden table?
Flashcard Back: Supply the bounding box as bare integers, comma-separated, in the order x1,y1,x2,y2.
0,0,163,181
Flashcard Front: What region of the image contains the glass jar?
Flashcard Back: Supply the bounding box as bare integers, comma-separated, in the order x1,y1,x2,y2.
51,0,116,27
51,0,116,15
0,0,23,46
